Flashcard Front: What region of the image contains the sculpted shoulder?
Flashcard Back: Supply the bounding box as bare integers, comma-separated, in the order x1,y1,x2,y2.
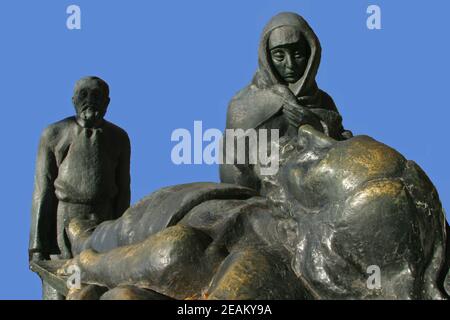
227,84,284,130
40,117,76,147
317,89,338,112
103,120,130,147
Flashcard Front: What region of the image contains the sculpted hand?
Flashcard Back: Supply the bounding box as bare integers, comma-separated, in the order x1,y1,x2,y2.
283,102,323,132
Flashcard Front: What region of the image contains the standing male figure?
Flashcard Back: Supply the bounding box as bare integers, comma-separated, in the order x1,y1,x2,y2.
29,76,131,298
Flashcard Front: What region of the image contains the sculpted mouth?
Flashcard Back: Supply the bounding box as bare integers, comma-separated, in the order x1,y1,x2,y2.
284,74,299,82
285,73,298,79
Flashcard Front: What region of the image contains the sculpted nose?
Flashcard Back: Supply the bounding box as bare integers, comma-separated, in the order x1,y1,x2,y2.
285,54,295,70
86,93,96,105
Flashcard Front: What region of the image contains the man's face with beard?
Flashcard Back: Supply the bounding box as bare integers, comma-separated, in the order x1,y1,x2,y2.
72,77,110,128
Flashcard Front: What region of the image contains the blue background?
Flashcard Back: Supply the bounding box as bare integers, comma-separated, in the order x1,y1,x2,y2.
0,0,448,299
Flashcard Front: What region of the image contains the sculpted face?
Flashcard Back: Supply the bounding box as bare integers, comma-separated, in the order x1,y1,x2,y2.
72,77,110,128
269,26,309,84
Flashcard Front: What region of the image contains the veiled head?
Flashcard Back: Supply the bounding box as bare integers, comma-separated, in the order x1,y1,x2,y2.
269,26,309,84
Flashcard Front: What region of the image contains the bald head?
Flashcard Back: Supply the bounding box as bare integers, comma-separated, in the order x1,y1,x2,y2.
73,76,109,97
72,76,110,128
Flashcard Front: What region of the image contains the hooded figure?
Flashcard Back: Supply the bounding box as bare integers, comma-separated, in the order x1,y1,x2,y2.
220,12,351,189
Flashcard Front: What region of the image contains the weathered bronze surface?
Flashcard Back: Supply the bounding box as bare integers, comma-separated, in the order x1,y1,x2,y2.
220,12,352,190
29,76,131,299
29,13,449,300
48,126,449,300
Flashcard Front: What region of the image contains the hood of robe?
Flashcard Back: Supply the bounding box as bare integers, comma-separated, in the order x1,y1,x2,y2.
226,12,323,131
253,12,321,96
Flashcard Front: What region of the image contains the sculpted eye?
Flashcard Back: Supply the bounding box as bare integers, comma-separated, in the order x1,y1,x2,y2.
91,90,100,100
294,51,304,59
79,89,87,98
272,51,285,62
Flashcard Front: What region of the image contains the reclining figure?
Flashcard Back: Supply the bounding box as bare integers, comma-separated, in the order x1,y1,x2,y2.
59,126,450,300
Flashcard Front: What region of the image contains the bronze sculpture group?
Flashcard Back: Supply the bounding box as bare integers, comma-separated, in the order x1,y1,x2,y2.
29,12,450,300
